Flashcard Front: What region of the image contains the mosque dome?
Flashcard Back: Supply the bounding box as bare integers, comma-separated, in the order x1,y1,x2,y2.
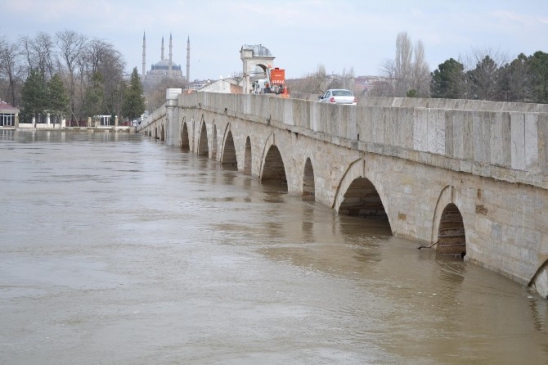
241,44,273,57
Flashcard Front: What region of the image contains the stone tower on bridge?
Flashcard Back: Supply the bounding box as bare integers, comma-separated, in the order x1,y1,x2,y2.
240,44,275,94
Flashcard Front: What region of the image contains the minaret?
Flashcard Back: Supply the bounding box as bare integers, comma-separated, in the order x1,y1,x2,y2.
142,32,146,78
161,36,164,60
168,33,173,77
186,36,190,84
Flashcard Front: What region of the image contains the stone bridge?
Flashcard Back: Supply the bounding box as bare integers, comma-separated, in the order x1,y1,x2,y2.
137,90,548,298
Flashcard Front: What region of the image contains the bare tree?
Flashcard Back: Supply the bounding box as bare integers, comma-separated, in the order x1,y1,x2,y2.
85,39,126,116
0,38,24,105
458,47,509,100
374,32,431,97
395,32,413,96
145,76,182,111
20,32,57,78
341,67,356,91
413,41,431,97
56,30,87,120
285,64,330,97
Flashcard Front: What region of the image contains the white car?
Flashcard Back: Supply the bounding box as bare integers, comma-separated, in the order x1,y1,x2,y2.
318,89,357,105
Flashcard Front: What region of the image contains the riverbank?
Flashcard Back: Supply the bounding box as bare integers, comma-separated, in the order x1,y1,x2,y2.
1,125,136,133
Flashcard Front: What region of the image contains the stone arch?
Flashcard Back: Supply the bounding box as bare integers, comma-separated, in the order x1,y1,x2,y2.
180,120,190,151
437,203,466,258
432,186,467,258
302,157,315,198
529,260,548,299
154,127,158,139
160,124,165,141
198,120,208,156
211,123,218,160
261,145,287,191
333,159,393,231
244,136,252,175
221,125,237,168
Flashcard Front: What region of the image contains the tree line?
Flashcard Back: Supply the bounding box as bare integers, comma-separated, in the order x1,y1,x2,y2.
0,30,144,124
430,51,548,103
289,32,548,105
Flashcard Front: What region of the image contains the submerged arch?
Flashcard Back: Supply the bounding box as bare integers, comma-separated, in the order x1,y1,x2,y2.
181,121,190,151
198,121,209,156
212,123,218,160
261,145,287,191
437,203,466,258
302,157,315,199
244,136,252,175
338,177,387,219
221,130,237,168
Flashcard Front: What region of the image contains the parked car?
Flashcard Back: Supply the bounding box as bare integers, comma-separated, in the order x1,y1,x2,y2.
318,89,357,105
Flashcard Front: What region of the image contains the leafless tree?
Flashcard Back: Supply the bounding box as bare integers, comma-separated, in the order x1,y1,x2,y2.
56,30,87,120
374,32,431,97
395,32,413,96
145,77,182,111
413,41,431,97
285,64,329,97
341,67,356,91
20,32,57,78
0,37,24,105
461,47,509,100
85,39,126,116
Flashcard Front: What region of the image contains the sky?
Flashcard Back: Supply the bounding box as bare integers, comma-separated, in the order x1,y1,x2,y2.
1,0,548,81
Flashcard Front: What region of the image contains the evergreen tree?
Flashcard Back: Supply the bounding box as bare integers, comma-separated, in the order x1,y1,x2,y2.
468,56,499,100
47,73,68,125
431,58,466,99
123,67,145,121
83,72,105,120
528,51,548,104
21,69,47,125
498,54,529,102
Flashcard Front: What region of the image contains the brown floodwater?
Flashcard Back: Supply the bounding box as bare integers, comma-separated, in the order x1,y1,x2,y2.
0,129,547,364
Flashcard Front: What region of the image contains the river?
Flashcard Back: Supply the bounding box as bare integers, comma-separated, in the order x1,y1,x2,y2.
0,129,547,364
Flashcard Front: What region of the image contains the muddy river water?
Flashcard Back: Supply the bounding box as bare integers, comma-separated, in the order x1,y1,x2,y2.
1,130,547,364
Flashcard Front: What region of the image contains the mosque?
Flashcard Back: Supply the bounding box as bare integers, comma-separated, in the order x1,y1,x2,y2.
141,33,189,89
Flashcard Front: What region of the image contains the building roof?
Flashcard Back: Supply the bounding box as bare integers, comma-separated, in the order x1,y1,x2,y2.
0,100,19,113
241,44,273,57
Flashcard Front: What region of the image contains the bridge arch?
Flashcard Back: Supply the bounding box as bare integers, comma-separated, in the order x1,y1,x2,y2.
432,186,467,258
333,159,393,231
221,124,237,168
198,119,208,156
437,203,466,258
244,136,252,175
211,123,218,160
180,119,190,151
261,144,287,190
302,157,315,198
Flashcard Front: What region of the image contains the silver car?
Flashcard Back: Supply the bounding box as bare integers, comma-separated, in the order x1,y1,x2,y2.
318,89,357,105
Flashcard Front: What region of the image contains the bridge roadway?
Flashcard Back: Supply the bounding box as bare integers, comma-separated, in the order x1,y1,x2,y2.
137,90,548,299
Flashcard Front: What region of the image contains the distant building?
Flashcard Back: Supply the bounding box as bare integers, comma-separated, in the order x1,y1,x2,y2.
197,79,243,94
142,33,186,90
0,99,19,127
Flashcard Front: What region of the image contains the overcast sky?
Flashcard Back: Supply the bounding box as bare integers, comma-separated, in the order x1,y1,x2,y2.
2,0,547,81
